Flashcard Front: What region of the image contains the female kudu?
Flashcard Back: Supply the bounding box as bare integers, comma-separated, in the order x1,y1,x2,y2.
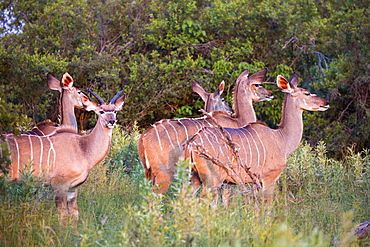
185,75,329,202
2,91,125,222
29,73,85,135
138,68,273,194
191,80,232,114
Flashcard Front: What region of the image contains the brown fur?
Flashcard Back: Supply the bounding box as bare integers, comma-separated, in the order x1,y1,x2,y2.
138,69,274,194
184,75,329,202
30,73,85,136
2,92,125,223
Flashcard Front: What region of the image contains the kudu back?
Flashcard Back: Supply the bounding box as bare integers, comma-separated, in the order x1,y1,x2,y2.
2,90,125,222
185,75,329,202
29,73,85,136
138,69,274,194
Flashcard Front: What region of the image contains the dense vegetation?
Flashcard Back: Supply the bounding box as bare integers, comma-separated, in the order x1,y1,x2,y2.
0,1,369,245
0,0,368,158
0,130,369,246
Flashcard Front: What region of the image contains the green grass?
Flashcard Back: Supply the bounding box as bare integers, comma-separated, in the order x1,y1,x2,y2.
0,129,369,246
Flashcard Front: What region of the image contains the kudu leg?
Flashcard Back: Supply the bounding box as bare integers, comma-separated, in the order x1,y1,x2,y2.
66,188,79,220
221,183,233,208
190,170,202,195
261,175,281,203
54,187,79,225
199,177,224,204
152,169,174,194
54,188,70,220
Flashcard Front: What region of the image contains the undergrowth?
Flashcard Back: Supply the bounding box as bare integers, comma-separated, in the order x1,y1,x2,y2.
0,128,369,246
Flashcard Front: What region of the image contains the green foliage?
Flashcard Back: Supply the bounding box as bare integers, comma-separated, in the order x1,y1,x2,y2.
0,0,368,156
0,91,33,133
0,0,368,245
0,164,53,202
0,91,32,173
0,133,369,246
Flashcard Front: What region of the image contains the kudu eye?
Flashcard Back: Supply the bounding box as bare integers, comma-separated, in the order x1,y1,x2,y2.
99,110,105,114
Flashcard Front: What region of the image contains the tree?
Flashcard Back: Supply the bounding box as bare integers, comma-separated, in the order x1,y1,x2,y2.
0,0,368,158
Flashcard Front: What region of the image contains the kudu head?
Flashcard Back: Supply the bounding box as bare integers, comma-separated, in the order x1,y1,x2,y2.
192,80,232,114
277,75,330,111
47,73,85,109
235,68,274,102
85,90,126,129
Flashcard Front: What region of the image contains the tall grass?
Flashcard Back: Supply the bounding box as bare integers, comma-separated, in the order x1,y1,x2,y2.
0,128,369,246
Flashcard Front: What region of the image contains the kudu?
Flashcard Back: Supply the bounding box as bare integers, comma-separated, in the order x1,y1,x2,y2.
184,75,329,202
2,91,125,221
138,68,274,194
29,73,85,135
192,80,232,114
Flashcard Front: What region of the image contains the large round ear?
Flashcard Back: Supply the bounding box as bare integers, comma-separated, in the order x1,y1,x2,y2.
214,80,225,96
290,75,299,87
114,93,126,111
236,68,249,84
47,74,62,92
277,75,294,93
61,73,74,90
80,93,99,112
249,68,268,85
192,81,207,102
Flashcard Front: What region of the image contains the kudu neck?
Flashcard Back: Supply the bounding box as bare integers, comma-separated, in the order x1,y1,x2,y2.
60,91,78,130
232,84,256,123
83,116,113,171
278,94,304,156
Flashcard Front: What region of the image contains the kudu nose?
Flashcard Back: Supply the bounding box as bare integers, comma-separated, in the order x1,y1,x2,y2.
108,120,116,125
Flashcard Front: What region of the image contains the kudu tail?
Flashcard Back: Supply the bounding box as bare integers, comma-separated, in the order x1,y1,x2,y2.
137,134,152,180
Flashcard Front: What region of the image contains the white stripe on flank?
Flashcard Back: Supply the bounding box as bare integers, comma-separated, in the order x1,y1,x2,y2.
160,121,175,149
168,121,180,146
203,119,214,127
203,128,219,156
14,138,20,179
28,135,33,165
154,124,163,151
37,135,43,172
144,150,150,169
46,136,56,173
177,119,189,141
218,129,229,158
192,119,203,132
235,129,247,164
246,129,260,167
249,126,266,167
240,129,253,167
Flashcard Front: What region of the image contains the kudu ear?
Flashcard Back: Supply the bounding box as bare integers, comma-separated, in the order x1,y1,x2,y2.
47,74,62,92
249,68,268,85
192,81,208,102
290,75,299,87
277,75,295,93
214,80,225,96
80,93,99,112
61,73,74,90
114,94,126,111
236,68,249,84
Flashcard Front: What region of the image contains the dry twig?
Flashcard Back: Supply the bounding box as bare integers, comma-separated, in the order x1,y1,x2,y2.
190,109,261,194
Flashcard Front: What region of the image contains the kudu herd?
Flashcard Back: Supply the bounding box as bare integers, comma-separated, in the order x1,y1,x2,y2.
1,68,330,223
138,69,274,194
184,75,329,202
